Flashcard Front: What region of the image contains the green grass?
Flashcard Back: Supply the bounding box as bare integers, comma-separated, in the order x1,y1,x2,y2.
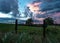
0,23,43,33
0,23,60,43
0,23,15,32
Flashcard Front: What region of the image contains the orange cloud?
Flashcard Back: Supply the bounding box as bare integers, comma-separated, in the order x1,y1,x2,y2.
27,2,41,13
27,2,45,14
27,2,46,23
27,4,39,12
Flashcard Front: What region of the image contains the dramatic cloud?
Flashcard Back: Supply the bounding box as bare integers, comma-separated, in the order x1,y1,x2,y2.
0,0,19,17
0,0,11,13
27,2,41,13
26,0,46,23
40,0,60,24
27,1,45,14
9,0,19,17
41,0,60,12
27,1,46,20
26,0,60,24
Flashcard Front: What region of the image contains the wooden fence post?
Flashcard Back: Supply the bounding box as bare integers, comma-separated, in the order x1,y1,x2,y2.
15,19,18,34
42,19,47,43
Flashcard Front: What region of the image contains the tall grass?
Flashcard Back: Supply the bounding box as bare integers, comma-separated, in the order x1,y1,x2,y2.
0,24,60,43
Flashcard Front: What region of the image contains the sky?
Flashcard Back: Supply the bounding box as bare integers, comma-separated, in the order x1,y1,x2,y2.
0,0,34,19
18,0,34,13
0,0,60,24
18,0,46,21
18,0,60,24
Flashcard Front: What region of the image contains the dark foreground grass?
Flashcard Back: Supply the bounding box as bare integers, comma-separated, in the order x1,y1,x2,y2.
0,23,60,43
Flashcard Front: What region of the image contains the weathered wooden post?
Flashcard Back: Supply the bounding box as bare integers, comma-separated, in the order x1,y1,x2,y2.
42,19,47,43
15,19,18,34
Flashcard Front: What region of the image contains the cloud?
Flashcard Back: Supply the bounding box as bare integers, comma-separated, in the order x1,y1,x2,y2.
41,0,60,12
0,12,12,18
52,12,60,17
26,0,60,24
26,0,46,24
33,0,42,3
36,18,45,20
36,14,47,18
27,2,46,14
0,0,11,13
18,16,31,20
0,0,19,17
27,2,41,12
40,0,60,24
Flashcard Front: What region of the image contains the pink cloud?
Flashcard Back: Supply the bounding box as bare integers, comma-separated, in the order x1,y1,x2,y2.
27,1,60,24
53,12,60,17
49,12,60,24
27,2,45,14
27,3,40,12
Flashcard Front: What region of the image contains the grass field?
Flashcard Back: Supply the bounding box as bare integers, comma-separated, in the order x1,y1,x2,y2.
0,23,60,43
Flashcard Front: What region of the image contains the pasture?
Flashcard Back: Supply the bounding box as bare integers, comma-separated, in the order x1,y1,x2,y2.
0,23,60,43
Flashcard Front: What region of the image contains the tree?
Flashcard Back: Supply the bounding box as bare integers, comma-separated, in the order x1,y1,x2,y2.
44,17,54,25
43,17,54,30
26,18,33,25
